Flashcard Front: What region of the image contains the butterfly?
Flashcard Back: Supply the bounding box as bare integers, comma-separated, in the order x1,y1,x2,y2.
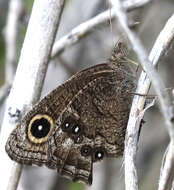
6,42,136,185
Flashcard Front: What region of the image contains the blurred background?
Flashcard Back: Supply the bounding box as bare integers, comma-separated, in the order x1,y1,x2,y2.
0,0,174,190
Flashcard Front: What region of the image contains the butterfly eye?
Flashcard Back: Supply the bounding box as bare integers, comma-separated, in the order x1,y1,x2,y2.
81,145,92,157
28,114,54,144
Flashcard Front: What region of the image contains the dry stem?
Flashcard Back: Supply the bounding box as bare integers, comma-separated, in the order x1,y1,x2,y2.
51,0,151,58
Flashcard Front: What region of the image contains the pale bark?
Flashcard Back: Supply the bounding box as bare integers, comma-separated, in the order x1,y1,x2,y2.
0,0,65,190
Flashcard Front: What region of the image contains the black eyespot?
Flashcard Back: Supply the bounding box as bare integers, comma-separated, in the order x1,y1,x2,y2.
61,122,71,132
61,117,83,135
61,117,74,132
95,150,104,160
72,125,81,134
64,122,70,129
30,118,50,138
81,145,92,157
73,136,83,144
93,147,105,161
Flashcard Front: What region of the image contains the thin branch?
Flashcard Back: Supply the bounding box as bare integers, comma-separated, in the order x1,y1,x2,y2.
110,0,174,190
159,142,174,190
8,163,23,190
158,90,174,190
123,0,152,12
0,83,11,106
51,0,151,59
0,0,65,190
4,0,23,83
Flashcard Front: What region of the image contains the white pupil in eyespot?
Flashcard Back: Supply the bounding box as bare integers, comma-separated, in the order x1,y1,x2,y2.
38,125,43,131
97,152,102,158
74,126,80,133
65,123,69,128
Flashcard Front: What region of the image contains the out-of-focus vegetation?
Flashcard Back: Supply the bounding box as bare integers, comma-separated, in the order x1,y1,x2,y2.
24,0,34,11
68,182,84,190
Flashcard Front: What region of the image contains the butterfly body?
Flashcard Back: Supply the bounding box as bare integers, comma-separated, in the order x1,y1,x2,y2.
6,43,136,185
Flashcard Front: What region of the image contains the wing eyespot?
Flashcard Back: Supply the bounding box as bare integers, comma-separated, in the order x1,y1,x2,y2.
81,145,92,157
27,114,54,144
93,147,105,162
61,116,84,143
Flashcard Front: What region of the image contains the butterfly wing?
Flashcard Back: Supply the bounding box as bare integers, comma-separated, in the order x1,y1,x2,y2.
6,63,121,183
6,43,136,185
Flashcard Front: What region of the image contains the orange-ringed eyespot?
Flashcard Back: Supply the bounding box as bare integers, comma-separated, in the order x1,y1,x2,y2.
28,114,54,144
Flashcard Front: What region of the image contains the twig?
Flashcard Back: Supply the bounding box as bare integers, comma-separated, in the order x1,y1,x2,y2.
159,142,174,190
0,0,65,190
110,0,174,190
51,0,151,59
4,0,23,83
158,89,174,190
123,0,152,12
172,178,174,190
0,83,11,106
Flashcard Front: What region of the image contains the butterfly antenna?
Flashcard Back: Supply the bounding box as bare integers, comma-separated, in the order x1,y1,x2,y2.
125,57,139,68
128,92,156,99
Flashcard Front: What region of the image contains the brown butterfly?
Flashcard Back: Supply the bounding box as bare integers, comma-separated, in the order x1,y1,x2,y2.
6,42,136,185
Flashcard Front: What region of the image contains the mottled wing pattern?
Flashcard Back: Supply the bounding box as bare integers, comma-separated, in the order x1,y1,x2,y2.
6,43,136,185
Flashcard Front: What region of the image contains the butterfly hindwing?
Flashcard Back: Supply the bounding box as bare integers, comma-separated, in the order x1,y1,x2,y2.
5,43,136,185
